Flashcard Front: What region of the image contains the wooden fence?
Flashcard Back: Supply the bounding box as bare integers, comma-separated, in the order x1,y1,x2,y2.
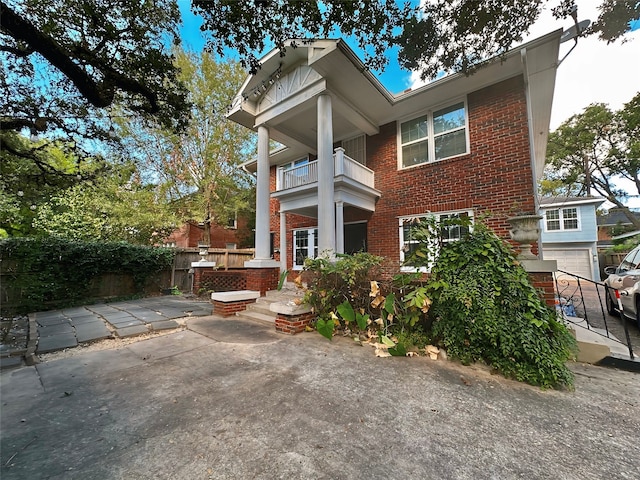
171,248,255,294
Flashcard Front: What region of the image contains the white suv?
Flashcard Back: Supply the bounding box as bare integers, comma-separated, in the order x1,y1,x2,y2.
604,244,640,328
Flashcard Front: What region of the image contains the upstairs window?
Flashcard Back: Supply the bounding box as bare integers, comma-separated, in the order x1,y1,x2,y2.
544,208,580,231
399,101,468,168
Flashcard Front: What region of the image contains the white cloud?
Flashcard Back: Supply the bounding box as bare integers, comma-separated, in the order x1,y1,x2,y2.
523,1,640,130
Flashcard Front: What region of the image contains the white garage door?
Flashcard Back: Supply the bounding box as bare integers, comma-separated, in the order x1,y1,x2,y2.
543,249,592,280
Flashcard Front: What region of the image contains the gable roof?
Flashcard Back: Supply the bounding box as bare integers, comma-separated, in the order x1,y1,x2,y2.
230,31,562,181
597,208,640,226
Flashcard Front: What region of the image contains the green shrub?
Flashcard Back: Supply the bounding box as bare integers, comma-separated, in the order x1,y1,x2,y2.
1,237,174,314
426,224,577,389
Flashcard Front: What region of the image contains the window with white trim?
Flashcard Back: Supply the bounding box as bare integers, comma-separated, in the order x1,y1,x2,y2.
399,211,472,271
544,208,580,231
293,228,318,269
342,134,366,165
399,101,468,168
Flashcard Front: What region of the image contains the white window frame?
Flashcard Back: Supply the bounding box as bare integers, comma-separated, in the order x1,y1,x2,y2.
544,207,581,232
397,98,469,170
292,227,318,270
399,210,473,272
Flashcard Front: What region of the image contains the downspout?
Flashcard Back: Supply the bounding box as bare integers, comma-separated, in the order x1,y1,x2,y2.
520,48,544,259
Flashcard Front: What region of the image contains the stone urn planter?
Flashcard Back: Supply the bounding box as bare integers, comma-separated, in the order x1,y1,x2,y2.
506,214,542,259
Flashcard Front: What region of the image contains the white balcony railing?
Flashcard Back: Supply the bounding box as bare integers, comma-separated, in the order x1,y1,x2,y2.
276,147,375,191
334,147,375,187
278,161,318,190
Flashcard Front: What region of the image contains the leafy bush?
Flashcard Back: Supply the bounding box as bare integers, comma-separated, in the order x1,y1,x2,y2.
425,224,577,389
302,252,385,337
1,237,174,314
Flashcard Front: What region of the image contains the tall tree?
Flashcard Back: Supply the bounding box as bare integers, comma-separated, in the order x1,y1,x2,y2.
545,92,640,228
1,0,189,169
117,49,256,245
193,0,639,80
0,132,108,237
31,163,177,245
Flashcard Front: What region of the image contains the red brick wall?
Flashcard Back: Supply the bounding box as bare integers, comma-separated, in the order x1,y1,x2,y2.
269,75,536,274
528,271,557,308
163,218,252,249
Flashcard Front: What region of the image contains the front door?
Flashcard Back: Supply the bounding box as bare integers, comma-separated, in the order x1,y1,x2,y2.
344,222,367,254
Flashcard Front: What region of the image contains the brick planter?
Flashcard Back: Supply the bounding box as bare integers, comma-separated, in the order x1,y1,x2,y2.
270,302,314,335
211,290,260,317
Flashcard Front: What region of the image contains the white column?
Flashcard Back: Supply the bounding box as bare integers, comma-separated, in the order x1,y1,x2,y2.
317,94,335,255
246,124,279,268
336,201,344,255
280,211,287,272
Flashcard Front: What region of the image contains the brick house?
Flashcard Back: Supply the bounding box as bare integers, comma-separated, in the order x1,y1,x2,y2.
162,217,252,249
227,31,561,277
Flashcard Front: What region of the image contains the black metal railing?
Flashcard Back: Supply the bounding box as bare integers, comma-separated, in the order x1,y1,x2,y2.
553,270,635,360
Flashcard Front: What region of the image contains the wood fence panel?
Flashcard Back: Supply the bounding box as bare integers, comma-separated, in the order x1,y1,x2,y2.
171,248,254,294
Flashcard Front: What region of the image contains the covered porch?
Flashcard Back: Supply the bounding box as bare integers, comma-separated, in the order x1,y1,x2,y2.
227,40,386,272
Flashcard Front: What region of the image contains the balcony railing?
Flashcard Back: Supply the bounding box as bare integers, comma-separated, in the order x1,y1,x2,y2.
276,147,375,191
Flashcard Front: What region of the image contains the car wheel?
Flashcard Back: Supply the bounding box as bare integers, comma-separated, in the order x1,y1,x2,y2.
636,298,640,329
606,290,618,316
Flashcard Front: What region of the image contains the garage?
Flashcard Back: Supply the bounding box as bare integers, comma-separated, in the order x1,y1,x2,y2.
543,249,593,280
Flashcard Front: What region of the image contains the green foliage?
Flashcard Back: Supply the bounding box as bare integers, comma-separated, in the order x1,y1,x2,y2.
30,163,177,245
303,252,385,329
115,48,256,243
426,223,577,389
545,92,640,228
0,133,108,237
0,237,174,314
194,1,637,81
301,219,576,389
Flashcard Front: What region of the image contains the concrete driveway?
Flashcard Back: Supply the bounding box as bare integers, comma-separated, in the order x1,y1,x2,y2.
1,315,639,480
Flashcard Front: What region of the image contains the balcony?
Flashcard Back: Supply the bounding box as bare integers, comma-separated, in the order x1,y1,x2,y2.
272,148,380,217
276,148,375,191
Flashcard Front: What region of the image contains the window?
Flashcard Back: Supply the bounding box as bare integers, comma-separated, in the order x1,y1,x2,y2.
399,101,467,168
399,211,472,271
544,208,580,231
342,135,366,165
226,213,237,229
293,228,318,269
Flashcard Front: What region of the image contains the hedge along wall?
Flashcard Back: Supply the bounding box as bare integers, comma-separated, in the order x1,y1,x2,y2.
0,238,175,314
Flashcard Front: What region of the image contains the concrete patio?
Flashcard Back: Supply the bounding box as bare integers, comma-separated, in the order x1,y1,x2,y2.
1,314,639,479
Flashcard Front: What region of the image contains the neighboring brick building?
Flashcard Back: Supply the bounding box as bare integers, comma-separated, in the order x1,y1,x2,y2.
162,217,252,249
227,31,561,277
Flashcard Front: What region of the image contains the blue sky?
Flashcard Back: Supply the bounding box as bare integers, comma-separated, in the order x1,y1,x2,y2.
178,1,640,206
179,1,639,106
179,1,413,94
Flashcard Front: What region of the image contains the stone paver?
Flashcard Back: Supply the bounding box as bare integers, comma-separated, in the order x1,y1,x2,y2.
37,322,74,336
74,322,112,343
115,325,149,338
36,332,78,353
107,318,144,328
67,314,103,325
148,320,180,331
1,297,213,361
35,316,69,327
